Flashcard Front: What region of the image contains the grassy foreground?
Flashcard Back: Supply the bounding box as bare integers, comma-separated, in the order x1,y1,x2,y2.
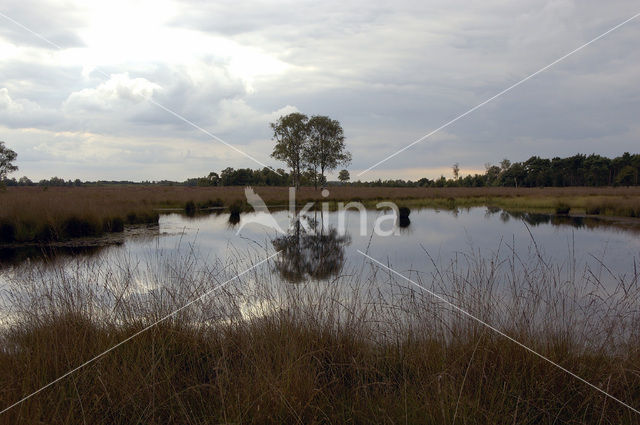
1,186,640,243
1,248,639,424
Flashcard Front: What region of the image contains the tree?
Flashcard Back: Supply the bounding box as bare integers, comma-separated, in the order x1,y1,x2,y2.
338,169,350,183
0,142,18,182
305,115,351,189
500,158,511,172
271,113,309,188
206,172,220,186
615,165,635,187
452,162,460,180
18,176,33,186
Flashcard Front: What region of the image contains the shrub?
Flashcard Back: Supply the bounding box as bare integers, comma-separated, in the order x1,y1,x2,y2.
0,220,16,243
555,203,570,215
185,200,197,216
103,217,125,233
585,205,600,215
126,212,138,224
35,222,57,241
228,201,243,215
445,197,456,209
63,217,101,238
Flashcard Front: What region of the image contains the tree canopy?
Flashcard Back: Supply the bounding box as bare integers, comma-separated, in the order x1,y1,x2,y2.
270,113,309,188
0,142,18,181
270,113,351,189
305,115,351,188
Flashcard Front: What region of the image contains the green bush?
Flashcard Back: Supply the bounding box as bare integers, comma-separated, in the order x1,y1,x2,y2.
554,203,570,215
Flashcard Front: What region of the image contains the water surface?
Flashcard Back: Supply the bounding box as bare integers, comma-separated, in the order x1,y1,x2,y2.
2,207,639,290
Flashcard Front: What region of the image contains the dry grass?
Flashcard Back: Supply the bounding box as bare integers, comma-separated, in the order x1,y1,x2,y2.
1,245,639,424
2,186,640,243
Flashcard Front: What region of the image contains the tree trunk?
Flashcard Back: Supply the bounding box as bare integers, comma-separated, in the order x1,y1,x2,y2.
314,167,318,189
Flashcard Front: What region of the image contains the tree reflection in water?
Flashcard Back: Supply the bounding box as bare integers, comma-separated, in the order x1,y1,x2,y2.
271,216,351,283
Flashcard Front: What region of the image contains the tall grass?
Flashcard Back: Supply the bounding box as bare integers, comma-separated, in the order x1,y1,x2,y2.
1,242,639,424
2,186,640,243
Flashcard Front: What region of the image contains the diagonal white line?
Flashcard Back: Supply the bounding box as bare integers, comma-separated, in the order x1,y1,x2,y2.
146,97,277,171
357,249,640,416
357,11,640,177
0,11,64,50
0,11,283,175
0,251,281,416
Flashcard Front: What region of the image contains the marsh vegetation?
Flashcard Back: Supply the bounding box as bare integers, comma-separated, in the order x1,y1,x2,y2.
2,186,640,245
1,238,639,424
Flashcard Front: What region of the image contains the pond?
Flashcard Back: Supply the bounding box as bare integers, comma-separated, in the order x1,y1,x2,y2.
2,207,639,290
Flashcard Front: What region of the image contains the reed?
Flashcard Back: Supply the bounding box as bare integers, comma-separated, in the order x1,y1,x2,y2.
0,243,639,424
1,186,640,243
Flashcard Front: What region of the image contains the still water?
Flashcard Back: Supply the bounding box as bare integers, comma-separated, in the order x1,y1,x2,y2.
1,207,639,289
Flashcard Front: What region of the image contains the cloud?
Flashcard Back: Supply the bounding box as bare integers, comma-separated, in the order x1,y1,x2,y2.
0,0,86,49
63,73,161,112
1,0,639,180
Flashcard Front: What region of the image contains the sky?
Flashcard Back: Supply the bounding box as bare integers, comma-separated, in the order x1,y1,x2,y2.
0,0,639,181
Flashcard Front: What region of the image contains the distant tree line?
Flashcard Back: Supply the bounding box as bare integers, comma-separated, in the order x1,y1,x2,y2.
349,153,640,188
3,152,640,188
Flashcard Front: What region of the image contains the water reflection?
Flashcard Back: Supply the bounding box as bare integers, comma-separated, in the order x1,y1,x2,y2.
271,218,351,283
228,212,240,225
495,209,640,233
0,224,160,268
0,245,107,268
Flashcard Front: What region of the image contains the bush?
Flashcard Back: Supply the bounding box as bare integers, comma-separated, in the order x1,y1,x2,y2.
585,205,600,215
103,217,125,233
36,222,57,241
0,220,16,243
445,197,456,209
63,217,101,238
228,201,243,215
554,203,570,215
185,200,197,216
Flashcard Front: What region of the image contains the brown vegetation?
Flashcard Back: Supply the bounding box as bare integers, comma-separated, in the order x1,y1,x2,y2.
2,186,640,243
0,248,639,424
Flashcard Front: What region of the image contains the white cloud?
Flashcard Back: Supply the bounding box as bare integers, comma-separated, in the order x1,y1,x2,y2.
63,73,161,112
0,88,24,113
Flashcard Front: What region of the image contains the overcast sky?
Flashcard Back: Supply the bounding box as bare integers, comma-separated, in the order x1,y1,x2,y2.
1,0,639,181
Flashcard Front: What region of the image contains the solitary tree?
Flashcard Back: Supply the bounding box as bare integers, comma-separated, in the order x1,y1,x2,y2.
305,115,351,189
452,162,460,180
0,142,18,182
271,113,309,188
338,169,350,183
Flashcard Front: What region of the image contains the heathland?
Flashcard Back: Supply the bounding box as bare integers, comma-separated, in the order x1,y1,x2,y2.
2,185,640,244
1,245,639,424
